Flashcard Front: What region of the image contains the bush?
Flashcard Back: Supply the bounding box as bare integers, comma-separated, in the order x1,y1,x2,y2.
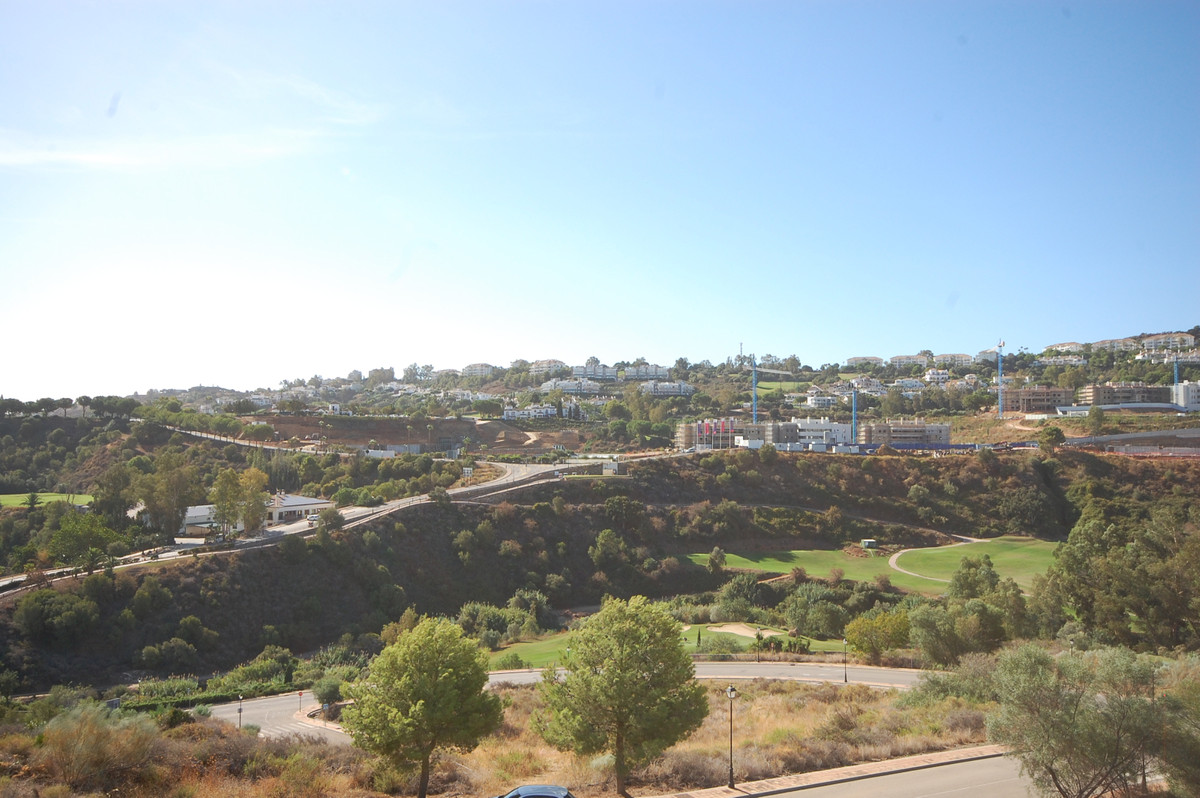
35,703,157,790
494,651,529,670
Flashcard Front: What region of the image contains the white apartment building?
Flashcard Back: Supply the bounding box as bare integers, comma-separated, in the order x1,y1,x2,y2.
890,354,930,368
461,363,496,378
1035,355,1087,367
846,356,884,368
1092,338,1140,352
1142,333,1196,351
924,369,951,385
624,364,670,380
638,380,696,396
503,404,558,420
933,353,974,368
528,359,567,376
540,378,600,394
1172,381,1200,412
573,363,619,380
767,417,853,448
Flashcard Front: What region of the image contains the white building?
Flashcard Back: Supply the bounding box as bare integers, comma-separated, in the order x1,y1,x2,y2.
266,492,334,524
624,364,670,380
1045,342,1084,353
461,363,496,378
975,349,999,363
765,417,854,450
178,504,244,537
933,354,974,368
846,356,884,368
638,380,696,396
1092,337,1140,352
890,354,930,368
1172,381,1200,412
804,395,838,409
573,363,619,380
1035,355,1087,367
504,404,559,420
1142,333,1196,351
924,369,951,385
528,359,567,376
540,378,600,395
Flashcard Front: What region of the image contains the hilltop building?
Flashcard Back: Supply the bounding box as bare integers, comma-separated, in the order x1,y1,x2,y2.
857,419,950,446
1077,382,1171,406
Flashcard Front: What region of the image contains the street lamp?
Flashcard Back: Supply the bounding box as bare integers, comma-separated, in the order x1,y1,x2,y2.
843,638,848,683
726,685,738,789
238,695,243,729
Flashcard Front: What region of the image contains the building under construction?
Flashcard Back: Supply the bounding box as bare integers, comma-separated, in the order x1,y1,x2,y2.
856,419,950,446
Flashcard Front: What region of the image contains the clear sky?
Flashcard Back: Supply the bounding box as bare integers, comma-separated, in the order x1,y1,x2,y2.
2,1,1197,400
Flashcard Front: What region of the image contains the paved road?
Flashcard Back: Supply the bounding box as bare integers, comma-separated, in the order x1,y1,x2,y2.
759,756,1031,798
210,661,925,744
209,692,345,745
490,661,923,690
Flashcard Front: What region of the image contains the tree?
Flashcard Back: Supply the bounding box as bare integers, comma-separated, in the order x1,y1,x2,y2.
135,452,202,535
1087,405,1105,436
538,596,708,796
1038,425,1066,453
988,645,1164,798
238,467,269,532
209,469,243,534
947,554,1000,599
50,513,118,571
707,546,726,574
844,609,909,665
342,618,501,798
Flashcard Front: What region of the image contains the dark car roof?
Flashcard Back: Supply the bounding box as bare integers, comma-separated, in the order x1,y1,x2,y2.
498,787,575,798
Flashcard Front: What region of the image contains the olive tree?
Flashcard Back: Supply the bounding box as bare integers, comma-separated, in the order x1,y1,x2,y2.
342,618,501,798
988,645,1163,798
538,595,708,796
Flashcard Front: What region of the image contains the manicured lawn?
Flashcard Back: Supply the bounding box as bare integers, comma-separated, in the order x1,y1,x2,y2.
488,623,846,669
687,548,948,594
488,630,576,669
893,535,1057,591
688,535,1058,594
0,492,93,507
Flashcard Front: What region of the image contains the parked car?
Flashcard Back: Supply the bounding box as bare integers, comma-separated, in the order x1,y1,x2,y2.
494,787,576,798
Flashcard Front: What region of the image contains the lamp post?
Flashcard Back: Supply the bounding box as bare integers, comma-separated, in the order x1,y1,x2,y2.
726,685,738,789
843,638,848,683
238,695,243,729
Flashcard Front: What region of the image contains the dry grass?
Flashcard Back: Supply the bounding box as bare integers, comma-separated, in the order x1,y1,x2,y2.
451,680,988,796
0,682,988,797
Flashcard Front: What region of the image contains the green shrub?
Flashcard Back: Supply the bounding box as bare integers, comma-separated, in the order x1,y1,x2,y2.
34,703,157,790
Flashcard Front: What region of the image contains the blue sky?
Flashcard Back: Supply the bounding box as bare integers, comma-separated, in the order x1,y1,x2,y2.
2,1,1197,399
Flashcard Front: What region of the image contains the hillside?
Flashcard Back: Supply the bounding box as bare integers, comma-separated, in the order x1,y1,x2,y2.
2,447,1197,689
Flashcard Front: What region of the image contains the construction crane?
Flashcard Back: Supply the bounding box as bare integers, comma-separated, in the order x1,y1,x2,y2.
744,355,794,424
996,340,1006,420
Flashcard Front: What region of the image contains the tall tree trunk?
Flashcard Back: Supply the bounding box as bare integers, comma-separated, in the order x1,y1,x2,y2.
418,754,431,798
615,734,629,797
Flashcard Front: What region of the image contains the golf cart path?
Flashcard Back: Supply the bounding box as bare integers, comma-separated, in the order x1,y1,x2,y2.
887,534,986,583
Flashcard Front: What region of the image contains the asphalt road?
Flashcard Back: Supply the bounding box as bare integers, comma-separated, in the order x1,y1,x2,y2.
489,661,924,690
765,756,1032,798
209,662,925,744
208,692,345,745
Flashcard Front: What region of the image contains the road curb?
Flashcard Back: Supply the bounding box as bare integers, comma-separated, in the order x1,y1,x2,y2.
644,745,1008,798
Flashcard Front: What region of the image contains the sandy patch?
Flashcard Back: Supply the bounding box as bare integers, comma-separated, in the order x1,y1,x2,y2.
682,623,786,638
